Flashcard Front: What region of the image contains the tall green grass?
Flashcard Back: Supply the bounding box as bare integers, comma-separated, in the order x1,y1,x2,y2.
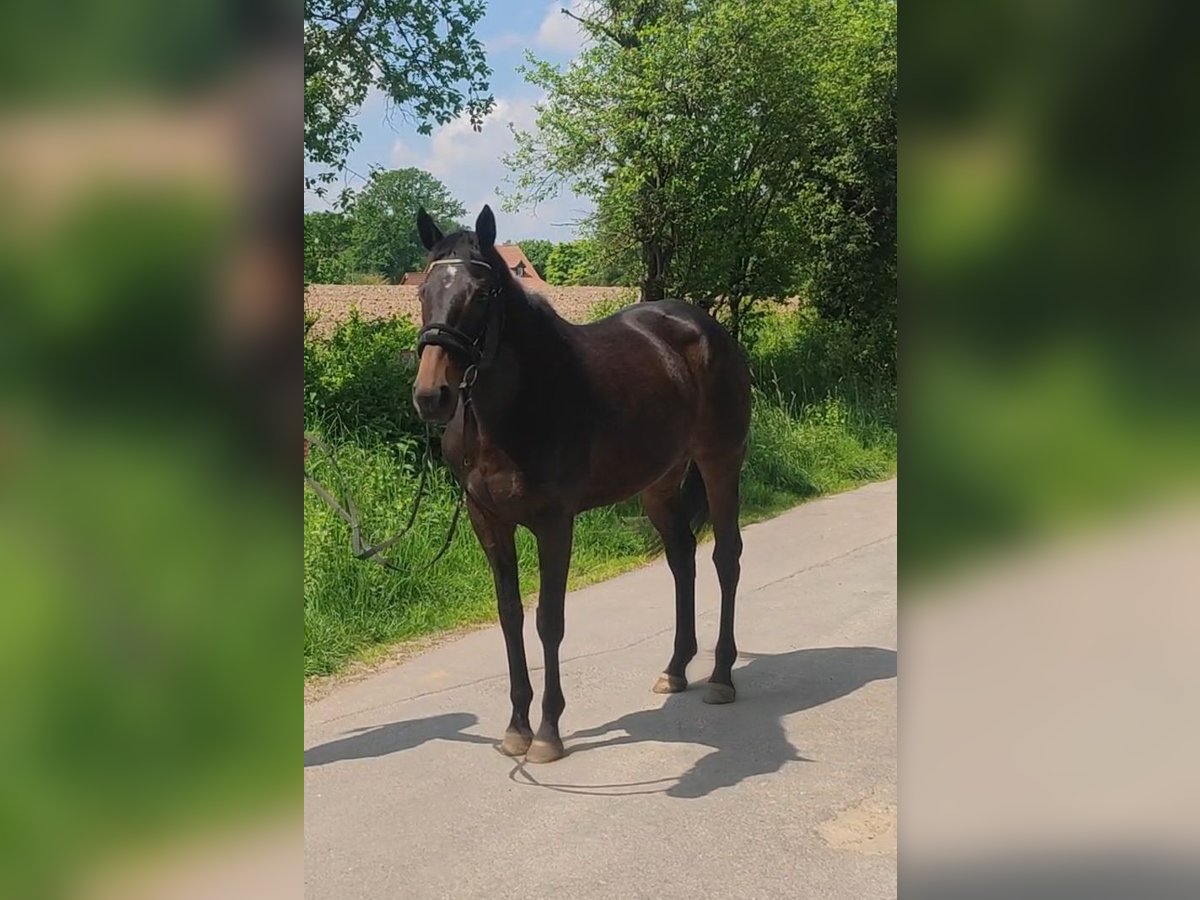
304,305,895,677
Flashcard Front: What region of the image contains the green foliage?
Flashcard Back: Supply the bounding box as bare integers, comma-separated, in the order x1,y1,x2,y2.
1,188,293,894
586,289,639,322
304,306,895,676
513,239,553,280
304,211,353,284
345,168,466,283
304,0,493,192
345,272,389,285
796,1,897,375
543,239,594,285
517,238,635,286
749,306,896,410
304,309,423,449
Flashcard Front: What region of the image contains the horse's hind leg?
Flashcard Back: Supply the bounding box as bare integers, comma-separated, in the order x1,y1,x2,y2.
696,451,744,704
643,464,698,694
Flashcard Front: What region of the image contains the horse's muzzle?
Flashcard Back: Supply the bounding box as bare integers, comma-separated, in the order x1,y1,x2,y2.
413,384,455,423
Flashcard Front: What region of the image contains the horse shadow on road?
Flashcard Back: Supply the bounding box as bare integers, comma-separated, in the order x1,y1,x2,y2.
304,646,895,800
304,712,492,767
516,645,896,799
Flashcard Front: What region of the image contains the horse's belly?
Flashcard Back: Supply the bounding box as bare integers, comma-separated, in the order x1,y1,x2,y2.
578,442,684,510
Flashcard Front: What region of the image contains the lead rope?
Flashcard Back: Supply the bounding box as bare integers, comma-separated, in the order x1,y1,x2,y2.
303,425,465,575
307,262,504,574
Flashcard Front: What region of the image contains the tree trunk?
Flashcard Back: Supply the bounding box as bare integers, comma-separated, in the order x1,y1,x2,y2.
640,239,670,302
727,294,743,342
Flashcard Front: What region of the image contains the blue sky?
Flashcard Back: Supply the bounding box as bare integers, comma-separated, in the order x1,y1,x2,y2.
304,1,594,241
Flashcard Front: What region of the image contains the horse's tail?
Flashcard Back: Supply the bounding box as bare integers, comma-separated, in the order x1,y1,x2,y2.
680,461,709,536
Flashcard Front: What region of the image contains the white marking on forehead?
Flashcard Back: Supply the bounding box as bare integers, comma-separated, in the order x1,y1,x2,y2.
440,265,459,287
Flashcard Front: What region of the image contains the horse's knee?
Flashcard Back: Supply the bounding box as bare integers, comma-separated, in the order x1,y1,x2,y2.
498,599,523,629
536,609,564,645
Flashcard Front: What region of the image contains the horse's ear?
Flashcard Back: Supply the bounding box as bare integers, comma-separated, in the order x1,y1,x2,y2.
416,207,443,251
475,205,496,249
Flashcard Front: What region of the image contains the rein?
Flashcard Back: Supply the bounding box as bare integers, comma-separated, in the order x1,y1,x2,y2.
303,428,463,575
303,255,506,575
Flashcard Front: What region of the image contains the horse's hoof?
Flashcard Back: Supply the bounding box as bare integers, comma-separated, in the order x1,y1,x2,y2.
653,673,688,694
499,730,533,757
525,738,565,764
703,683,736,704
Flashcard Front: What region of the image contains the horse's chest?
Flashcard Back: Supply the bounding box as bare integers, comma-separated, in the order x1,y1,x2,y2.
465,455,569,525
443,403,586,521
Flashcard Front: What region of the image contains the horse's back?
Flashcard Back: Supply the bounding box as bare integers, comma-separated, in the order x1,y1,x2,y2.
576,299,751,455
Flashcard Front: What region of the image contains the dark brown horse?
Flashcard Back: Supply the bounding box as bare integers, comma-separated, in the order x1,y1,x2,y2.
412,205,751,763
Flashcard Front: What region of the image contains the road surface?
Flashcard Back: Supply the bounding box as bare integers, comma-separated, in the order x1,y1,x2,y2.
305,479,896,899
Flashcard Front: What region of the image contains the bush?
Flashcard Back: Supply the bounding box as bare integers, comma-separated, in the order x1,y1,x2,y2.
586,289,639,322
346,272,389,285
304,309,424,449
749,306,896,415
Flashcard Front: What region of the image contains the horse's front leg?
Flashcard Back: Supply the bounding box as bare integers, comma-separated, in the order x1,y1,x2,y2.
467,500,533,756
526,516,574,763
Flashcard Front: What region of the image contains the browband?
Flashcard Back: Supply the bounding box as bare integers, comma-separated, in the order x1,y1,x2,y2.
425,257,493,272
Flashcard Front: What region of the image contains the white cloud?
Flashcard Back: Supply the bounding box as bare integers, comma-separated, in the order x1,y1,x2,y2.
389,138,416,168
379,96,591,239
424,97,538,179
536,1,588,55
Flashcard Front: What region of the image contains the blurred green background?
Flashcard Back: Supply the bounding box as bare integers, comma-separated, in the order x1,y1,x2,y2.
903,0,1200,580
0,2,297,897
904,2,1200,893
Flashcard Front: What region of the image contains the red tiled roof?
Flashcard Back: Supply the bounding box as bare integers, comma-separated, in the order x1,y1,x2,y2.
496,244,545,283
400,244,544,286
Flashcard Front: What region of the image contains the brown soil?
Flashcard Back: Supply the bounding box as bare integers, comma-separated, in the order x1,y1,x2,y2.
304,283,637,337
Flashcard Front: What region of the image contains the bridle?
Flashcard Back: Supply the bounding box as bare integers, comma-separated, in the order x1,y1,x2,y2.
415,256,507,471
416,257,506,382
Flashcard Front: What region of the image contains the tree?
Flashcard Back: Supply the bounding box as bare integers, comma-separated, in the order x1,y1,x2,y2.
305,1,494,193
505,0,895,346
343,168,466,282
305,211,353,283
543,240,594,285
796,4,896,375
514,239,554,281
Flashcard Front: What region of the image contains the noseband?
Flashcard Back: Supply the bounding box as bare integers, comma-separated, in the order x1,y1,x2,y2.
416,258,505,371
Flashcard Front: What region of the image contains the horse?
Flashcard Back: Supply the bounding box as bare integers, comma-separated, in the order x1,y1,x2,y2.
411,205,752,763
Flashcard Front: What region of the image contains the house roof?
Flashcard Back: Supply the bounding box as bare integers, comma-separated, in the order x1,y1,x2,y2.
399,271,427,286
497,244,545,283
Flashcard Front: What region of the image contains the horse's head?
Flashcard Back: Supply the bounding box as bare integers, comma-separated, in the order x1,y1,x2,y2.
412,205,503,423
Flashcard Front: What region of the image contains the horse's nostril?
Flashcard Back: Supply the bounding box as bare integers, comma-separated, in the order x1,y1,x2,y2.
413,385,453,421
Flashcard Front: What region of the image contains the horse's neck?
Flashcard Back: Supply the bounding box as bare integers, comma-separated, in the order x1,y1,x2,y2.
471,290,577,438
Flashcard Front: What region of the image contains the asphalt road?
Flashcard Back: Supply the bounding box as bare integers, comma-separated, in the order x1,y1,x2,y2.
304,479,897,899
